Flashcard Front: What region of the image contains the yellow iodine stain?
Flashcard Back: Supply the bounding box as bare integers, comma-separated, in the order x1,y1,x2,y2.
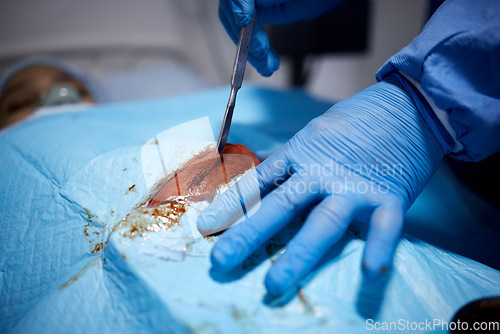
114,198,191,239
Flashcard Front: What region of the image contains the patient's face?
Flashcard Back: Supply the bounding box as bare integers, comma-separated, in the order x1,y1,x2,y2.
0,66,95,128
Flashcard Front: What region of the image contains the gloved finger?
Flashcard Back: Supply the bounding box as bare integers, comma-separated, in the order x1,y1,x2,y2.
249,20,271,59
221,0,269,60
264,194,356,295
361,203,404,279
255,0,290,5
230,0,256,26
257,0,341,25
198,148,291,235
219,3,241,45
209,173,323,272
220,4,278,75
247,45,280,77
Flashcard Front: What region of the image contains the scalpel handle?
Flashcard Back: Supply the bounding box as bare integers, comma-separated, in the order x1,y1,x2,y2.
231,15,255,89
216,15,256,155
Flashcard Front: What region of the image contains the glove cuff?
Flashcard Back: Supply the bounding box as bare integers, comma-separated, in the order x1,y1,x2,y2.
382,72,454,156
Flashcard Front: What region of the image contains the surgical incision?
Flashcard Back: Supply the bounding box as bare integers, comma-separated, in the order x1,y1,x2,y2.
114,143,260,240
148,143,260,206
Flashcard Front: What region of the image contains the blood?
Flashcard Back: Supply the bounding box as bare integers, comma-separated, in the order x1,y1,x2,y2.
147,143,260,207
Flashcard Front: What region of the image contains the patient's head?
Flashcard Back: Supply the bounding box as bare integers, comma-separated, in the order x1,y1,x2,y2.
0,56,102,128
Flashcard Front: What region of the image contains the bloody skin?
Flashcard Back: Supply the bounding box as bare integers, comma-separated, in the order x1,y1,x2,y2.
148,143,260,206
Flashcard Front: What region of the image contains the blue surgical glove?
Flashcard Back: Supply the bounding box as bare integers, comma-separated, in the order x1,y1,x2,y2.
198,79,445,295
219,0,344,76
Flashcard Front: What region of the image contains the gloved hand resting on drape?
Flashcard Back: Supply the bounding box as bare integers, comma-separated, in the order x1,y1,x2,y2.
198,79,445,295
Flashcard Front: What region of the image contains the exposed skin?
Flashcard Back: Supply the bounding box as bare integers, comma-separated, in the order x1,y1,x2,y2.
0,66,95,128
148,144,261,206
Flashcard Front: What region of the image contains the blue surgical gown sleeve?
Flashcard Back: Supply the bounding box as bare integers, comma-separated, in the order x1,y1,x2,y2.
376,0,500,162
